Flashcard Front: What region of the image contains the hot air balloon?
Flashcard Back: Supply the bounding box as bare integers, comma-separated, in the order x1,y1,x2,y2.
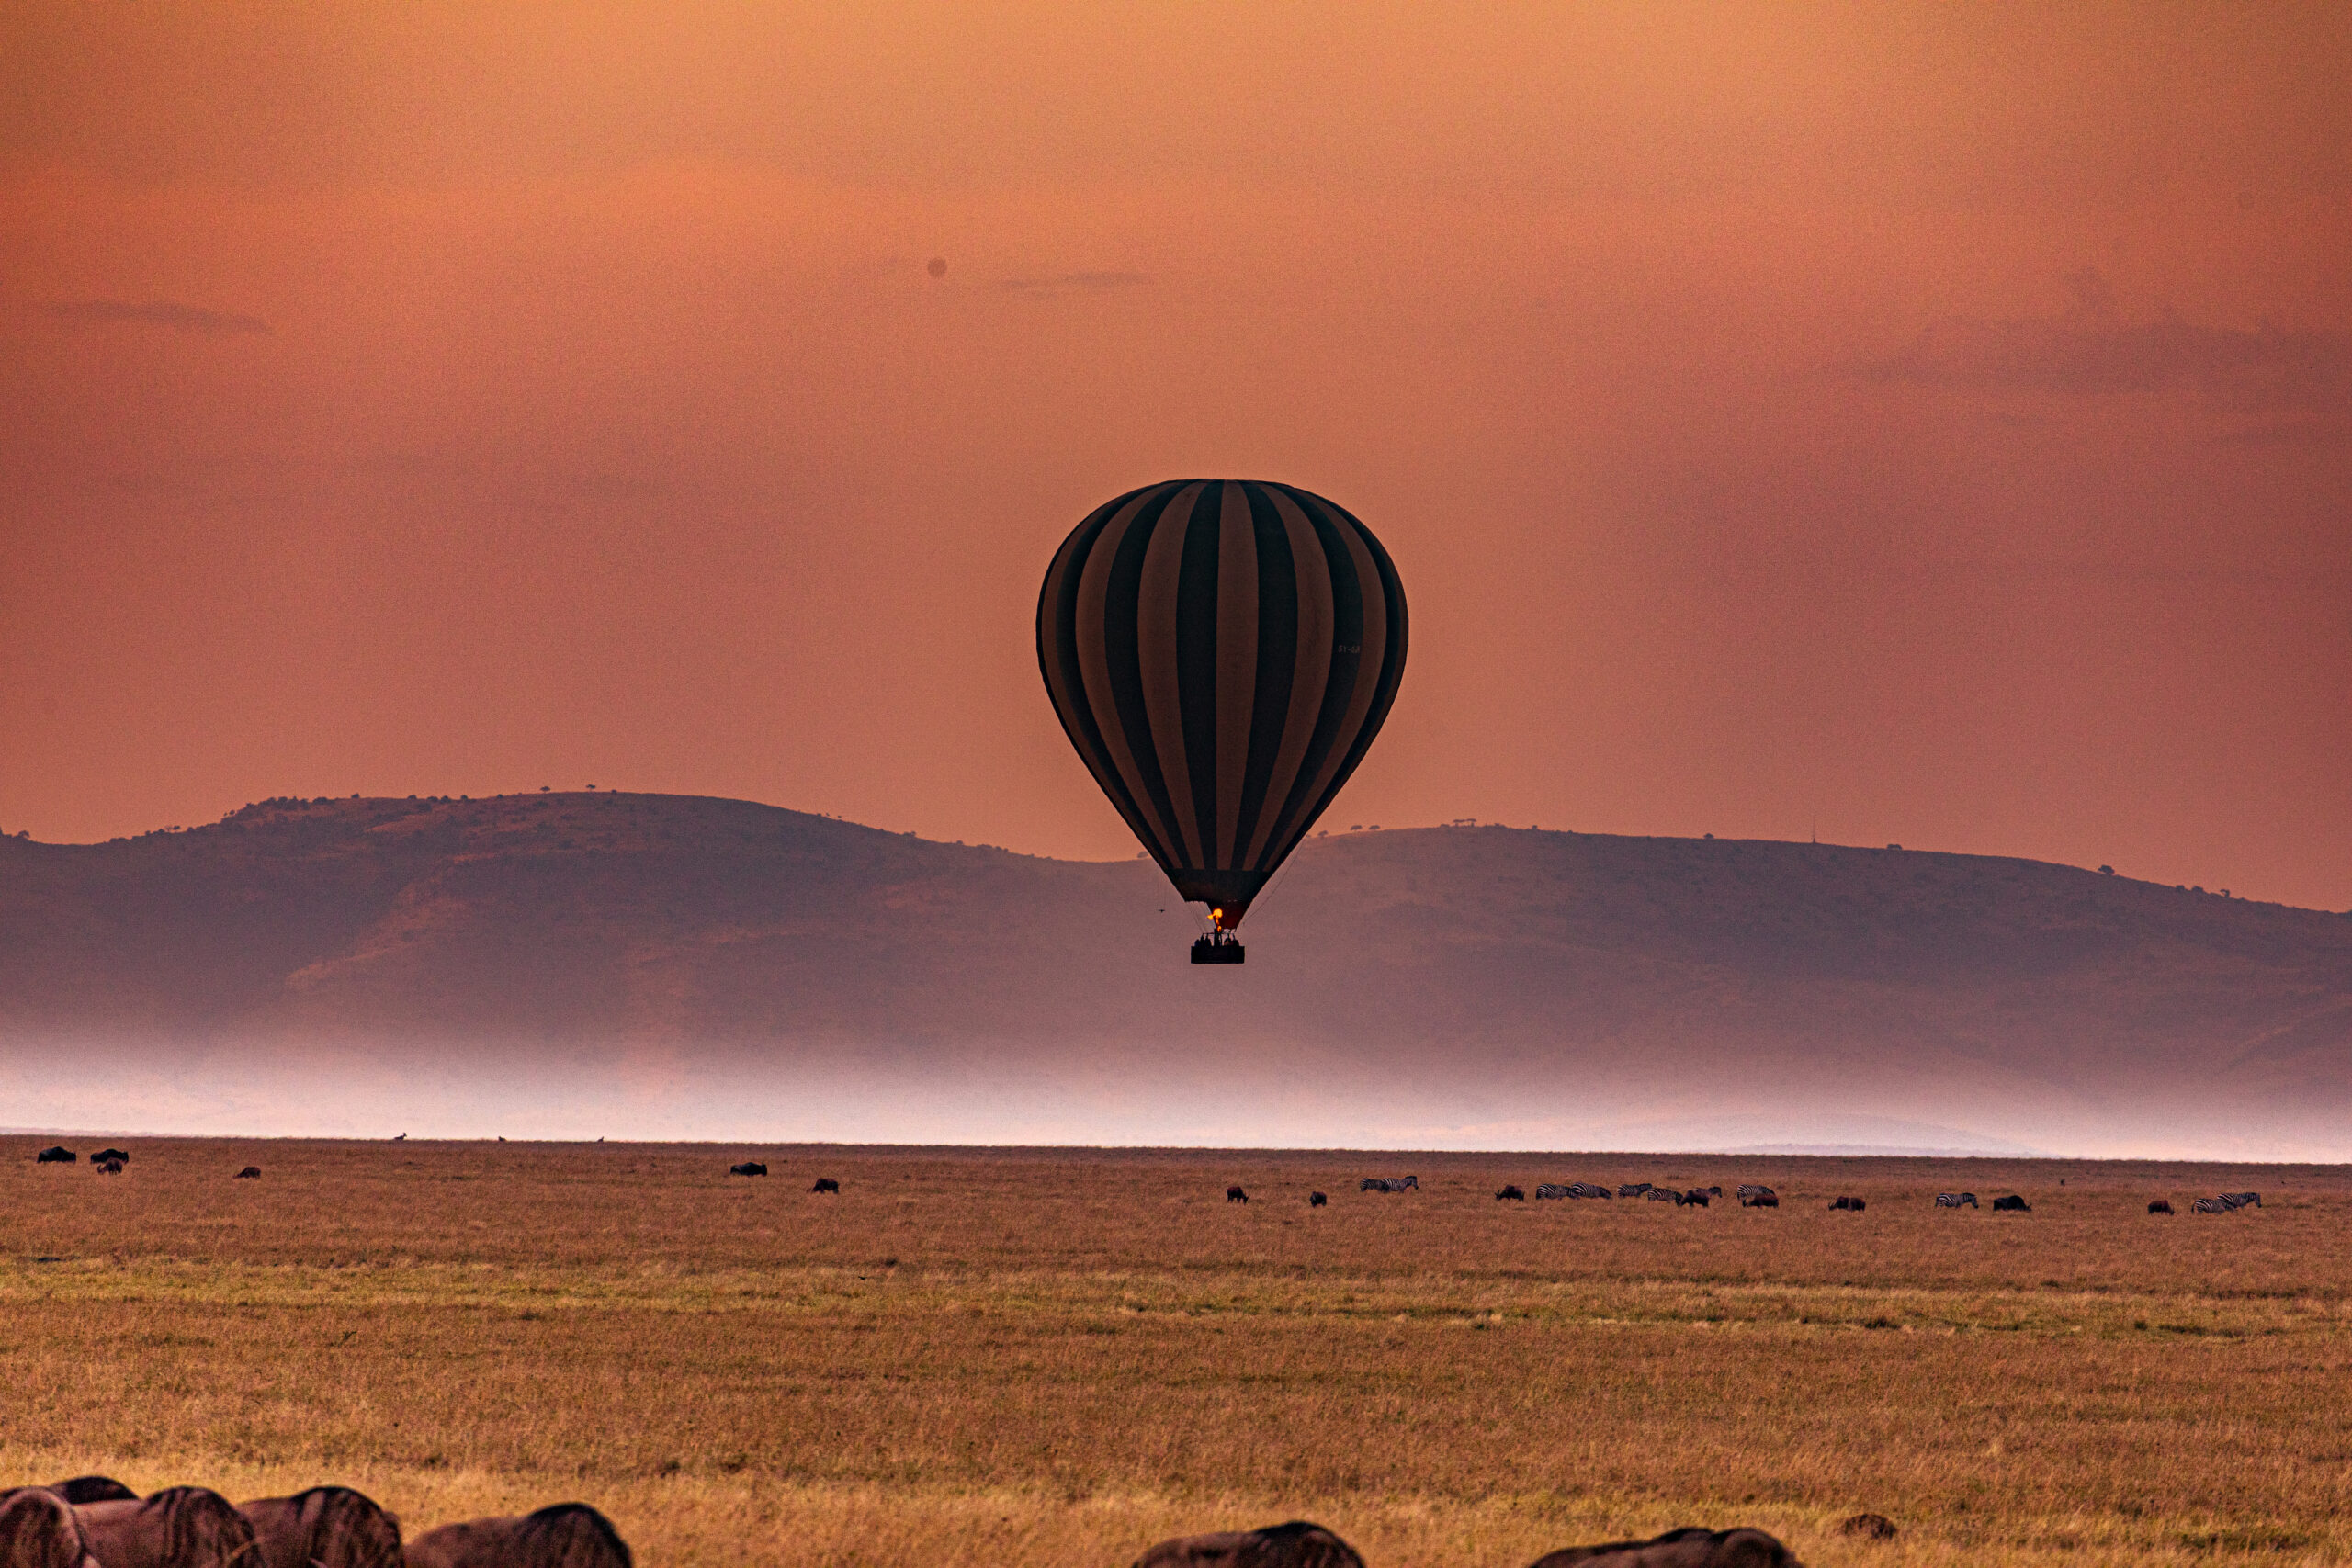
1037,479,1408,963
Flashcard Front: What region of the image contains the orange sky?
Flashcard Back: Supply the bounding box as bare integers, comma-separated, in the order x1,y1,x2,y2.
5,4,2347,908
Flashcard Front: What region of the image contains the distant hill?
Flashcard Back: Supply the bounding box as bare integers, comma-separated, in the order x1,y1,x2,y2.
3,793,2348,1155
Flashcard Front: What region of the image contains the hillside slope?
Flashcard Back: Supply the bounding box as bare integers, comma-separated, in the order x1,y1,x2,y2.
4,793,2347,1151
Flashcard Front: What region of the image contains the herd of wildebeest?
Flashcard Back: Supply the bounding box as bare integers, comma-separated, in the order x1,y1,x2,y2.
0,1484,1881,1568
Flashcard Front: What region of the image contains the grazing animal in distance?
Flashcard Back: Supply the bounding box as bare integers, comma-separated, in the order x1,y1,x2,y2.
1645,1186,1679,1201
402,1503,631,1568
35,1146,75,1165
1359,1176,1419,1192
1837,1513,1898,1541
1496,1185,1526,1201
1307,1191,1327,1208
0,1484,98,1568
1678,1190,1711,1207
1524,1524,1802,1568
1740,1193,1778,1208
2148,1199,2174,1214
1697,1186,1723,1197
1991,1194,2030,1213
1829,1196,1866,1212
2191,1197,2231,1213
47,1482,135,1506
1935,1192,1977,1209
728,1162,767,1177
2220,1190,2261,1209
1534,1184,1570,1201
1133,1519,1365,1568
1736,1185,1774,1201
810,1177,840,1194
75,1486,258,1568
1618,1183,1652,1198
96,1159,124,1175
234,1167,261,1179
1227,1186,1250,1203
89,1149,129,1165
1566,1182,1611,1199
238,1487,401,1568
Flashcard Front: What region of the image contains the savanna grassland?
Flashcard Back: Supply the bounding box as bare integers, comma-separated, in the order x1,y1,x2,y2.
4,1141,2350,1568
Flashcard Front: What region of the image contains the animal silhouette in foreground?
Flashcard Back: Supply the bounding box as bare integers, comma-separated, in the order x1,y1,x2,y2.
1134,1520,1364,1568
0,1487,94,1568
404,1503,632,1568
1526,1525,1804,1568
238,1485,401,1568
75,1486,257,1568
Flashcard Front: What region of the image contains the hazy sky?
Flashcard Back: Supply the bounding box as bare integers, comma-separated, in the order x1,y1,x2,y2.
6,4,2347,908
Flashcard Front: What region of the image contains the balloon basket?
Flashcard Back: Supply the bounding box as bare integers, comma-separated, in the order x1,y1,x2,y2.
1191,934,1246,965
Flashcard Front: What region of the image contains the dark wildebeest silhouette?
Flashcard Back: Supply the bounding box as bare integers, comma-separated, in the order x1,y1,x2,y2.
234,1167,261,1179
48,1481,135,1506
75,1487,257,1568
1133,1520,1364,1568
1525,1525,1803,1568
0,1486,98,1568
729,1162,766,1177
239,1487,401,1568
1496,1185,1526,1201
89,1149,129,1165
810,1177,840,1194
402,1504,631,1568
35,1146,75,1165
1837,1513,1897,1541
1740,1193,1778,1208
96,1159,125,1175
1679,1190,1711,1207
2148,1199,2174,1214
1991,1194,2030,1213
1227,1186,1249,1203
1829,1196,1866,1212
1307,1191,1327,1208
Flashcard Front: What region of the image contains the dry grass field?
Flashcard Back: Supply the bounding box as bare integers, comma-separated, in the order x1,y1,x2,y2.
5,1140,2350,1568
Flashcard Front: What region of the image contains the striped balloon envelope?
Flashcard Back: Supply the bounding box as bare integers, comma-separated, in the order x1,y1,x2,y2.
1037,479,1408,959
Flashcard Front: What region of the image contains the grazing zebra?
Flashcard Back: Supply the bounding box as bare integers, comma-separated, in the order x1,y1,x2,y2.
2221,1190,2261,1209
1534,1184,1571,1200
1736,1184,1776,1201
1567,1181,1612,1199
1360,1175,1419,1193
2191,1196,2231,1213
1618,1183,1652,1198
1496,1184,1526,1201
1935,1192,1978,1209
1645,1186,1679,1201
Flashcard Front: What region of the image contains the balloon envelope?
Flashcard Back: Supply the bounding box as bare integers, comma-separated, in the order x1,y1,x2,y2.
1037,479,1408,929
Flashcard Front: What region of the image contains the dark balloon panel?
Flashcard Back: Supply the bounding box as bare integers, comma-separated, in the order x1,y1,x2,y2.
1037,479,1408,931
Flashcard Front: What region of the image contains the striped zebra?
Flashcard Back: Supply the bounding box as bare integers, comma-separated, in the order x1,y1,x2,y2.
1359,1175,1419,1193
1736,1184,1776,1201
1935,1192,1978,1209
1645,1186,1679,1201
2190,1196,2231,1213
1618,1183,1652,1198
1567,1181,1613,1199
2220,1190,2261,1209
1534,1183,1570,1200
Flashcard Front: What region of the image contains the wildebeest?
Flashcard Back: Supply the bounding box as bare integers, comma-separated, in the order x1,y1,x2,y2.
35,1146,75,1165
89,1149,129,1165
810,1177,840,1194
47,1482,135,1506
1837,1513,1897,1541
1525,1525,1802,1568
1935,1192,1977,1209
1678,1190,1711,1207
234,1167,261,1179
1496,1185,1526,1201
75,1487,258,1568
1227,1186,1250,1203
96,1160,125,1175
2191,1196,2231,1213
1132,1519,1364,1568
1991,1194,2030,1213
2221,1190,2262,1209
238,1487,401,1568
1739,1193,1778,1208
0,1486,97,1568
2148,1199,2174,1214
1617,1183,1652,1198
729,1162,767,1177
1696,1186,1723,1197
402,1504,631,1568
1829,1196,1866,1212
1307,1191,1327,1208
1359,1176,1418,1192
